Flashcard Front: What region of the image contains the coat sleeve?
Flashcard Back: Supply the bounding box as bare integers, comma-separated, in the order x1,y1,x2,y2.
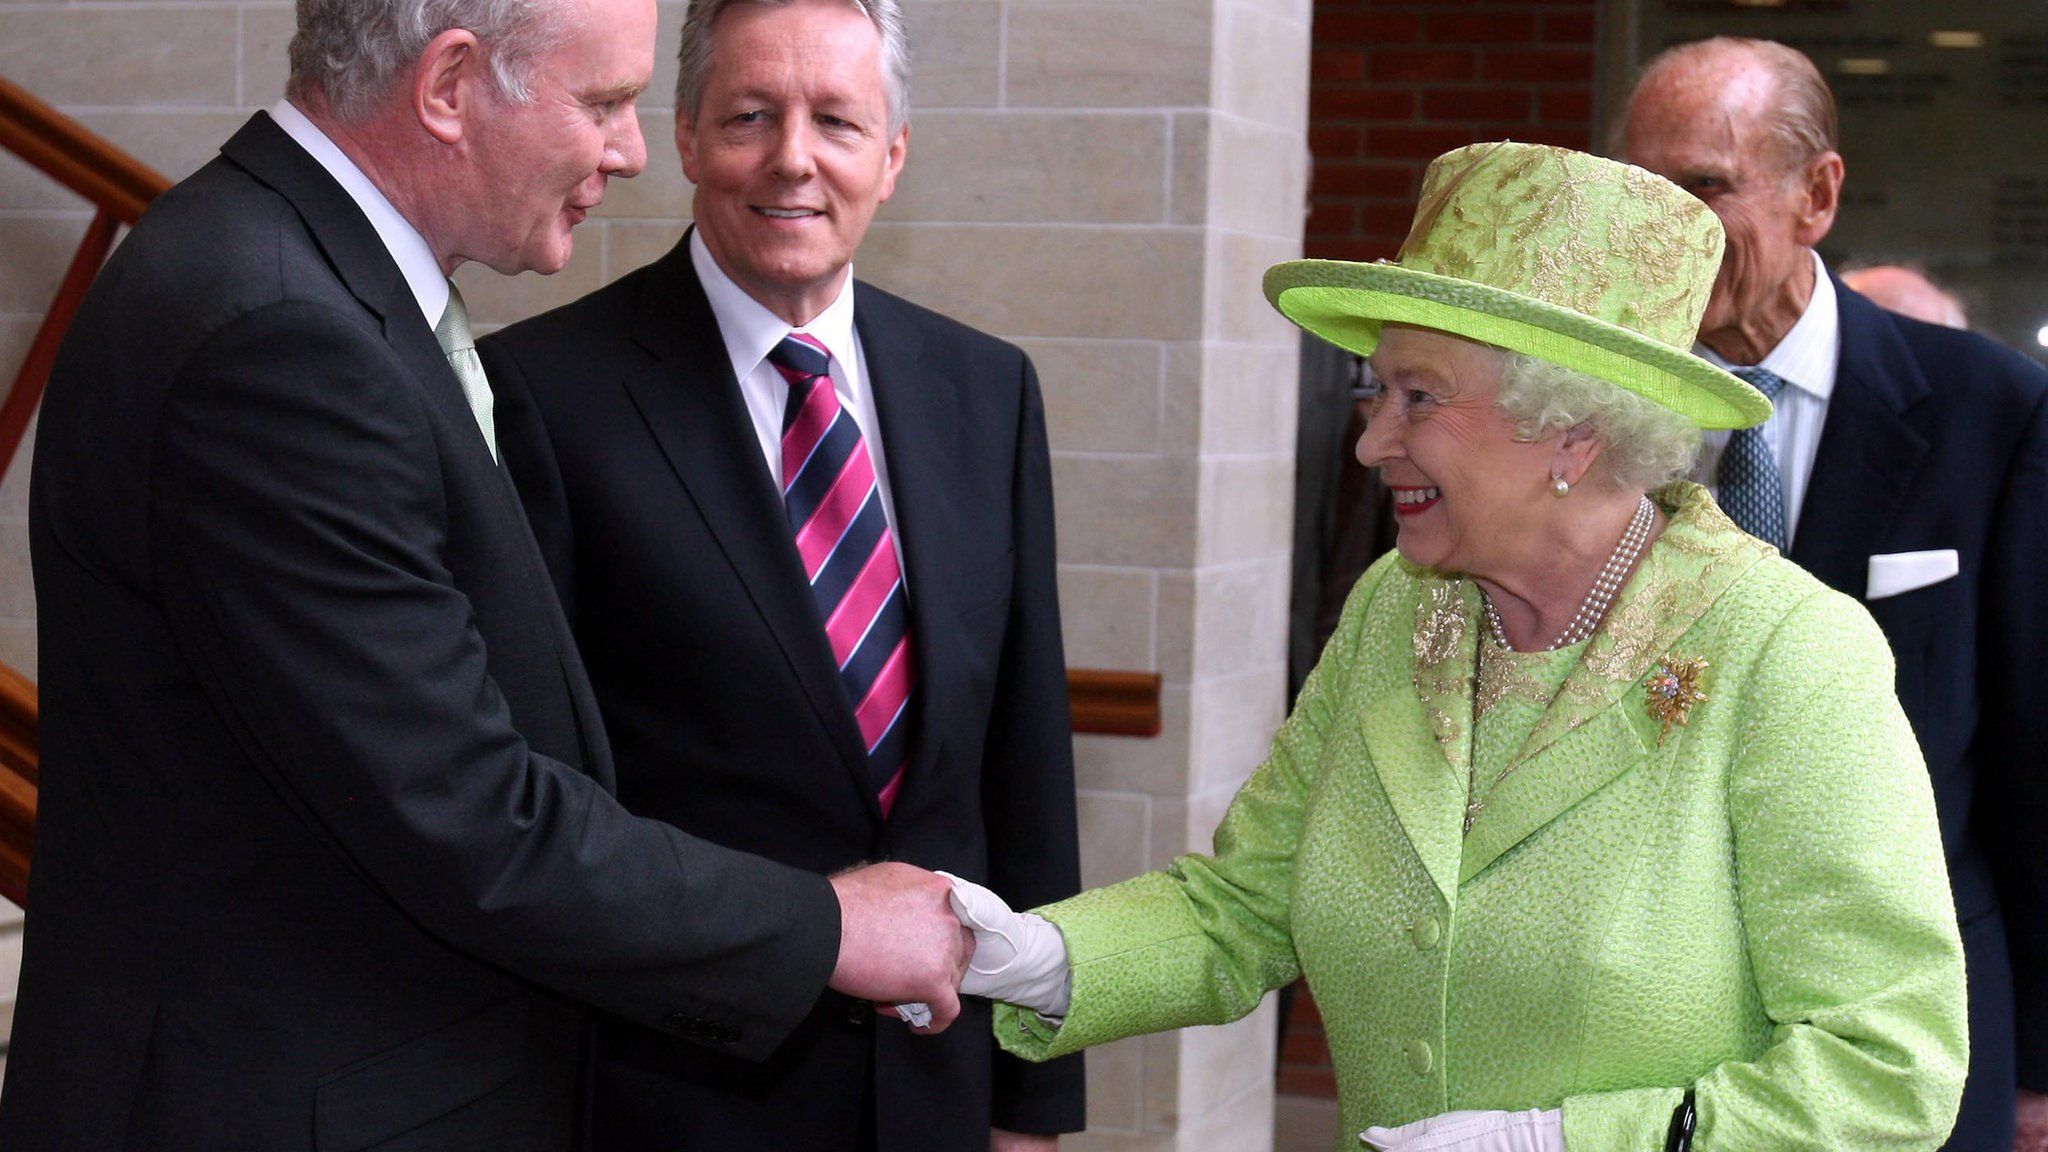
980,354,1088,1133
1561,589,1968,1151
149,302,841,1061
994,557,1398,1062
1978,385,2048,1090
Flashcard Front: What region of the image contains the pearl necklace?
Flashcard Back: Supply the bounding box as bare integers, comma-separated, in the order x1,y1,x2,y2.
1483,494,1655,652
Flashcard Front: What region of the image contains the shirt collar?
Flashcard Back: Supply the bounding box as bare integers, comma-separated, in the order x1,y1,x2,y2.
689,227,858,383
1697,248,1839,402
269,100,448,329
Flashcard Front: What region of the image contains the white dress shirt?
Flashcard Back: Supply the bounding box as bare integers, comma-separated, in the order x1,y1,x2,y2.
689,230,909,587
1693,249,1841,548
268,101,500,459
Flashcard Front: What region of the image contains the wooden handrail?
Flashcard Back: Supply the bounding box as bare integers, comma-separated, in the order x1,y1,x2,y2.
0,72,169,225
0,664,1159,910
0,72,173,484
1066,669,1163,737
0,662,38,909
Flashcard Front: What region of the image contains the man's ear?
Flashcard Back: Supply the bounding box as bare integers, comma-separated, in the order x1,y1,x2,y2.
874,121,909,204
1552,422,1606,488
675,110,700,184
1794,150,1844,247
414,28,484,145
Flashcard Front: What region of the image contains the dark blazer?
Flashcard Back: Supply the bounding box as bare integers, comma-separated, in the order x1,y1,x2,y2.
0,114,844,1152
1788,276,2048,1152
480,236,1087,1149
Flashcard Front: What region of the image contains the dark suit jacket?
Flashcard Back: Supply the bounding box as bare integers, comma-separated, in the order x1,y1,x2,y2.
0,114,844,1152
1788,277,2048,1152
480,236,1087,1149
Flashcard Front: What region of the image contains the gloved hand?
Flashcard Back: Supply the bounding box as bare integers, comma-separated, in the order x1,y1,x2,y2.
937,871,1072,1017
1360,1108,1564,1152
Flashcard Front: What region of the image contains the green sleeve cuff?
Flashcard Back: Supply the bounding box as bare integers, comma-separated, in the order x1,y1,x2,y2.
1562,1085,1686,1152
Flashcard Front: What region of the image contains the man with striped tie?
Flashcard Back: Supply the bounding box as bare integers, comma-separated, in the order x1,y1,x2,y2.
1621,37,2048,1152
480,1,1085,1149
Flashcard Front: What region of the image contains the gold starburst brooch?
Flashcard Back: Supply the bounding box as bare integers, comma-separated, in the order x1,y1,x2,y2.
1644,655,1709,744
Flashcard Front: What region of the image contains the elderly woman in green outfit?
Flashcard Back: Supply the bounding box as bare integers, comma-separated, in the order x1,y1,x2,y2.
941,143,1968,1152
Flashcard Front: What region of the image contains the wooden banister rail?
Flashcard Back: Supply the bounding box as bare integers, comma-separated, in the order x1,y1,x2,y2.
0,71,173,482
0,661,38,908
0,664,1158,910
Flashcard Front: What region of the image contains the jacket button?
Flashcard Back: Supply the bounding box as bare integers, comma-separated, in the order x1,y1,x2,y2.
1411,914,1441,950
1406,1039,1434,1075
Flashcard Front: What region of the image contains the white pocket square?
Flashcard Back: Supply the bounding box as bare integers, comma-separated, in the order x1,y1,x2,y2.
1867,549,1959,600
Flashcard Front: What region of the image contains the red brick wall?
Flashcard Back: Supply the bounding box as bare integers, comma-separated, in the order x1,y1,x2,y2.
1306,1,1602,262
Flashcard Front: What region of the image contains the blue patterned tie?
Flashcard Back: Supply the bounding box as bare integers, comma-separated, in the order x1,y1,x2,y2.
1716,367,1788,550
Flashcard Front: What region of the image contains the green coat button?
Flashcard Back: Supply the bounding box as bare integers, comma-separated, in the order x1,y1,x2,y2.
1405,1039,1434,1075
1411,914,1441,950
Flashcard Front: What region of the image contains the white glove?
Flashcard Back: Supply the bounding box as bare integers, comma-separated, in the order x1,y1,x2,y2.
1360,1108,1564,1152
937,871,1072,1017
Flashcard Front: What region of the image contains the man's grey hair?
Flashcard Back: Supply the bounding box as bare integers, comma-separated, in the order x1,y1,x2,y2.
1493,351,1703,492
287,0,577,123
1630,37,1838,174
675,0,911,136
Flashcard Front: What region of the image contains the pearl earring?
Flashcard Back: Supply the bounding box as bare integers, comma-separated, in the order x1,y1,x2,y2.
1552,476,1570,497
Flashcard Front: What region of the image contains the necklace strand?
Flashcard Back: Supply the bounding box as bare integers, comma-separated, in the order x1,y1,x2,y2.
1482,494,1655,652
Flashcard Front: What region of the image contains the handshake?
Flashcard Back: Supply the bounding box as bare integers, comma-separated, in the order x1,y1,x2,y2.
825,862,1069,1033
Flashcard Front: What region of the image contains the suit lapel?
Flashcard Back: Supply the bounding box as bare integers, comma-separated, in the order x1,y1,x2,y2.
1362,573,1477,902
1787,280,1932,596
1460,484,1771,881
617,243,875,801
851,293,950,793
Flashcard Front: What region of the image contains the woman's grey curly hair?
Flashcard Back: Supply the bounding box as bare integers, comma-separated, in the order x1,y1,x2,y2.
1493,351,1702,491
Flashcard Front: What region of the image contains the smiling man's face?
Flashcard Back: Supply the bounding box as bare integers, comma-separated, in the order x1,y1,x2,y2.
678,0,907,325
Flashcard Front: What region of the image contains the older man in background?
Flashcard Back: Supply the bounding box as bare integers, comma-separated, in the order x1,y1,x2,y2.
481,1,1085,1149
0,0,973,1145
1843,264,1971,330
1621,36,2048,1152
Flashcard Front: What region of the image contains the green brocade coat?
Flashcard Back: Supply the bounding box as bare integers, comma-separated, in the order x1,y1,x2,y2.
998,484,1967,1150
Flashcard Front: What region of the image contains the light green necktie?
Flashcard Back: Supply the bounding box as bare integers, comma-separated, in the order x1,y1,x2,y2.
434,282,498,464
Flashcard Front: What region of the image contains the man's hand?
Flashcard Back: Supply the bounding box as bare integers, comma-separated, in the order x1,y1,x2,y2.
828,862,973,1032
991,1129,1057,1151
2015,1088,2048,1152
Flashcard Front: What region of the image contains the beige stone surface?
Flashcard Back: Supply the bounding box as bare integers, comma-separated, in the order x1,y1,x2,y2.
0,8,238,106
858,223,1204,341
1182,996,1281,1120
1005,1,1210,109
1022,338,1162,455
648,1,688,115
603,219,688,282
1191,560,1290,680
1196,454,1293,567
1049,454,1197,569
452,237,605,327
1075,789,1151,889
1153,568,1193,682
595,110,693,221
1207,115,1306,238
1169,113,1209,228
0,519,30,618
0,412,35,519
1189,667,1286,793
1181,1068,1278,1152
1058,565,1154,671
0,216,88,314
240,4,294,105
1080,1034,1150,1132
903,0,1001,109
1072,684,1190,798
887,111,1168,224
1199,341,1299,455
0,621,33,682
75,110,261,187
1207,230,1302,346
1216,3,1309,131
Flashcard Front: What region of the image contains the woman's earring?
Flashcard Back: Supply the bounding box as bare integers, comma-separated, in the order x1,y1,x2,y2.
1551,476,1570,497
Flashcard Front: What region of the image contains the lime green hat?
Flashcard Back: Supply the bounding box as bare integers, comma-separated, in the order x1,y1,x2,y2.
1266,142,1770,430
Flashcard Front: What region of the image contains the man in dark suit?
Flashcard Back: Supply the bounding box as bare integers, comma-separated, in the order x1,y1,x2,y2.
1622,37,2048,1152
479,0,1085,1148
0,0,975,1146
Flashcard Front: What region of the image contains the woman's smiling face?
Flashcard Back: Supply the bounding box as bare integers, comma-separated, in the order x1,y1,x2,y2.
1355,325,1559,577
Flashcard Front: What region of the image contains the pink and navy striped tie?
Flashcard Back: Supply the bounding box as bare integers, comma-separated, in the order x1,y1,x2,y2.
771,333,914,815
